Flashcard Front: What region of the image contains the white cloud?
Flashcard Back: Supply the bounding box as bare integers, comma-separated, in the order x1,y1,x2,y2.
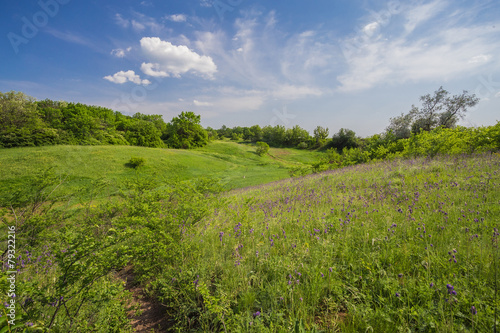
140,37,217,79
166,14,187,22
140,62,169,77
193,100,213,106
468,54,492,64
271,85,323,100
363,22,379,37
404,0,448,34
103,70,151,85
114,13,165,34
495,91,500,98
337,2,500,92
111,48,128,58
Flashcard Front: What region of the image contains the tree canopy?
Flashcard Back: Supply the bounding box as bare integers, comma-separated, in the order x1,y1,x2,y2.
386,87,479,139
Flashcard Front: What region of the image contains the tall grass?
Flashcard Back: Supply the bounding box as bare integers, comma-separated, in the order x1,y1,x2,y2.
1,153,498,332
156,153,500,331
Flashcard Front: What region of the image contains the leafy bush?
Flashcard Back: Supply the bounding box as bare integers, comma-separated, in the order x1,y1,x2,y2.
255,141,270,156
297,141,308,149
127,157,146,168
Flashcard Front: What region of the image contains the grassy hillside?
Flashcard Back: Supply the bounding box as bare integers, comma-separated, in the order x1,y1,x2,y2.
2,151,499,332
0,141,322,204
158,153,500,332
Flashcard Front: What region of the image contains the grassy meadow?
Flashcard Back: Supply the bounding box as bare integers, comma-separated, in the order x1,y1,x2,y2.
0,142,499,332
0,141,320,201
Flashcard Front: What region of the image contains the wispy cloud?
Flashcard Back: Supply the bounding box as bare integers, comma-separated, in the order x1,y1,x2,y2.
193,99,213,106
337,1,500,92
45,28,97,49
166,14,187,22
111,47,131,58
114,12,166,34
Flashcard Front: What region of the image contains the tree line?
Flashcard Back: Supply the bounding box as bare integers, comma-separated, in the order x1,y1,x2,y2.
0,91,208,149
1,87,497,157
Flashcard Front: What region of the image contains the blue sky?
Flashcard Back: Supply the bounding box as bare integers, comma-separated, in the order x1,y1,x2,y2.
1,0,499,136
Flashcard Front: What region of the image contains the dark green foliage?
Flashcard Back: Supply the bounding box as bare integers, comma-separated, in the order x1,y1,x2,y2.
124,120,164,148
127,157,146,168
331,128,358,151
256,141,270,156
164,111,209,149
0,91,172,149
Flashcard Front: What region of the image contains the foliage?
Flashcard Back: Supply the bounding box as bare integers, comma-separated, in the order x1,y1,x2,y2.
330,128,358,151
256,142,270,156
164,111,209,149
387,87,479,138
124,120,164,148
127,157,146,169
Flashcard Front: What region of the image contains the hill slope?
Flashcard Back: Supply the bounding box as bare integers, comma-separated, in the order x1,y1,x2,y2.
0,141,322,202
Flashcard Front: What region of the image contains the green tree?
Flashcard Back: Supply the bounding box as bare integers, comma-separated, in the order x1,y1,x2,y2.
249,125,263,142
165,111,209,149
313,126,329,142
386,87,479,138
438,90,479,128
0,91,40,131
132,112,167,133
386,112,413,139
331,128,358,151
125,120,163,148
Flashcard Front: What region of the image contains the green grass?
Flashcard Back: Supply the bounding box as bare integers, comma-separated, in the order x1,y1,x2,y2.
160,154,500,332
2,143,498,332
0,141,323,203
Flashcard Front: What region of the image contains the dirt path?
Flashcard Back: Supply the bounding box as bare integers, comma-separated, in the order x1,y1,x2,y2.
117,266,171,332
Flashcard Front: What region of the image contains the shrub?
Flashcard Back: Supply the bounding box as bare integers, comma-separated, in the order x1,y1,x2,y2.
297,141,309,149
255,141,270,156
128,157,146,168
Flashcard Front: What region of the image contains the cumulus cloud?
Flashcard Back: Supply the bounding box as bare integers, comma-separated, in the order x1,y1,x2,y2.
140,37,217,79
103,70,151,85
140,62,169,77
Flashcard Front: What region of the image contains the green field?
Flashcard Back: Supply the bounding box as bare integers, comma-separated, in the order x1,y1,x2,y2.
0,141,322,202
0,145,499,332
